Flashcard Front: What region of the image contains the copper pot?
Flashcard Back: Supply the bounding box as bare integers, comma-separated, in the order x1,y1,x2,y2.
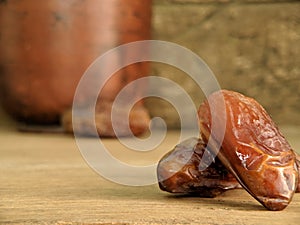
0,0,152,125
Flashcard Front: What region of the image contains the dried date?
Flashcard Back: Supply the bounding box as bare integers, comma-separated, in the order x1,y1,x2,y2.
157,139,300,198
198,90,298,211
157,137,241,197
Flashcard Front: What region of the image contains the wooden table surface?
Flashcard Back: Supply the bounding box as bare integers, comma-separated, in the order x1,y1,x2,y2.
1,122,299,225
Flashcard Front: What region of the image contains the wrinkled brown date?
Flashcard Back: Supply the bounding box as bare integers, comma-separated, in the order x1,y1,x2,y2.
198,90,298,211
157,137,241,197
157,138,300,198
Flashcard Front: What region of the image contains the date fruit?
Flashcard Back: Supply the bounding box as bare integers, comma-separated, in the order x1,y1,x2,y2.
198,90,298,211
157,137,241,197
157,140,300,198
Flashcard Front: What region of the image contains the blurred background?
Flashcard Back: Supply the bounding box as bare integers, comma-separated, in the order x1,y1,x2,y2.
149,0,300,128
0,0,299,130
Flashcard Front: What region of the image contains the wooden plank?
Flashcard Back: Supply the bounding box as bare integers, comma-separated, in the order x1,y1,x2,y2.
0,127,299,225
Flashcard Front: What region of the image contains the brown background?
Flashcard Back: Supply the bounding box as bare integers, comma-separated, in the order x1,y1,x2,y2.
0,0,299,126
148,0,300,127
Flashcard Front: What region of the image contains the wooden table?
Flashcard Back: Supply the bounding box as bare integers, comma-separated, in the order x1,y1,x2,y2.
1,124,299,225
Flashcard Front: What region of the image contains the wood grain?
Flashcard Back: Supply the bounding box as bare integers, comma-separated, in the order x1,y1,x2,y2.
0,126,299,225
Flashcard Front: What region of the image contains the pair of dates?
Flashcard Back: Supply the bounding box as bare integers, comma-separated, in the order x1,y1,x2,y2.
157,90,299,211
